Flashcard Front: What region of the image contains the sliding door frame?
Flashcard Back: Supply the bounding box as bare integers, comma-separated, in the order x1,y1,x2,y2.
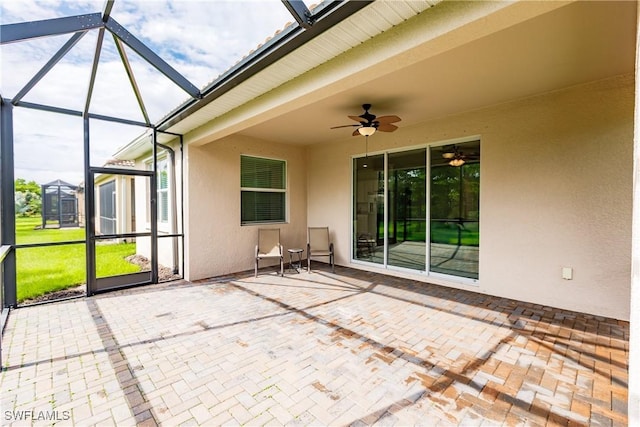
350,136,481,284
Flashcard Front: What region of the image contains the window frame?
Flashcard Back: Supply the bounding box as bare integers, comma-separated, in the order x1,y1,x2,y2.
240,155,287,226
145,154,171,231
350,137,480,284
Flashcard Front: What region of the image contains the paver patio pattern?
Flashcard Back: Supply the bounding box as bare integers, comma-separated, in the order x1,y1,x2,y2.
1,266,629,426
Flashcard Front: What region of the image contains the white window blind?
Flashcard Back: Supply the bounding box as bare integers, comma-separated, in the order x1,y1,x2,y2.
241,155,286,224
158,158,169,223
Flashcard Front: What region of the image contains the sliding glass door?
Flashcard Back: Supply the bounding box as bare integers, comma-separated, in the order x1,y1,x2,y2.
387,149,426,270
430,141,480,279
352,140,480,281
353,155,385,264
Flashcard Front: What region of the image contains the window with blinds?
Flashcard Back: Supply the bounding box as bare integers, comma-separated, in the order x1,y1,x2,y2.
241,155,286,225
158,158,169,223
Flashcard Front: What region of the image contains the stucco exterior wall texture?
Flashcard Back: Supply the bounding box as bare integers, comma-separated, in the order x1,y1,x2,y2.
185,75,632,320
185,135,307,280
307,74,633,320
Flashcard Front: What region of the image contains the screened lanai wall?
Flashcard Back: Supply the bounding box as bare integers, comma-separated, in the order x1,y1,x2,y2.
0,4,194,309
0,0,375,364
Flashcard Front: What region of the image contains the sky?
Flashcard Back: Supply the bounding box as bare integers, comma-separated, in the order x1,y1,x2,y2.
0,0,301,185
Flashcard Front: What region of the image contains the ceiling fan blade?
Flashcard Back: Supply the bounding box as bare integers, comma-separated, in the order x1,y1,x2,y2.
375,115,401,125
377,123,398,132
330,124,360,129
348,115,367,123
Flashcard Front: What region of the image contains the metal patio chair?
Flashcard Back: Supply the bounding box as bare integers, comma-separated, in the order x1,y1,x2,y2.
307,227,334,273
255,228,284,277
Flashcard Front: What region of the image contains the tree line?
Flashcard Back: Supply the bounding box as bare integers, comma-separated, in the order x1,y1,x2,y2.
15,178,41,217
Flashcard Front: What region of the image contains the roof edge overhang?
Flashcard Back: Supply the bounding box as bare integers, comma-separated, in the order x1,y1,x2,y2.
182,0,575,147
155,0,374,133
112,131,151,160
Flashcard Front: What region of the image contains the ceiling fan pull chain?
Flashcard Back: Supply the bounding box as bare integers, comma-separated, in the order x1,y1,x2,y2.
363,135,369,168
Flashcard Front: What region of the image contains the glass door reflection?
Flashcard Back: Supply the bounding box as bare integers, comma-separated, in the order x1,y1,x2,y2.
353,155,384,265
386,149,426,270
429,141,480,279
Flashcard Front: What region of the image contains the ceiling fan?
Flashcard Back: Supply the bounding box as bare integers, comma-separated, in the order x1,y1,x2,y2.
330,104,401,136
441,145,479,167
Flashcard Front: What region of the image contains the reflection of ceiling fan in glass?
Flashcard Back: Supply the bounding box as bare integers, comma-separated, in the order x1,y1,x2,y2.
330,104,401,136
442,145,479,167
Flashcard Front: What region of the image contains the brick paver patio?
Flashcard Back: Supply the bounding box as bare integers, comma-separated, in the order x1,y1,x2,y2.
1,266,629,426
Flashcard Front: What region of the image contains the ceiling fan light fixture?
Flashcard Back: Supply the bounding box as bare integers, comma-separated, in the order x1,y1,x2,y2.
358,126,376,137
449,158,465,167
442,152,455,159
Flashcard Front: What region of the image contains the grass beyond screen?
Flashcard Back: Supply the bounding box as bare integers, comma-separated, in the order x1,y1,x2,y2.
16,217,139,301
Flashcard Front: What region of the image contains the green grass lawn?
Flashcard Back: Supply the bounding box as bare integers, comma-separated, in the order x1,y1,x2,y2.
17,217,85,244
16,217,140,302
431,222,480,246
378,219,479,246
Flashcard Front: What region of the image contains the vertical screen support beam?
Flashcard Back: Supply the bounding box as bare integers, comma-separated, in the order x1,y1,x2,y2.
178,134,184,278
1,100,16,308
41,184,46,229
84,116,96,295
151,130,159,283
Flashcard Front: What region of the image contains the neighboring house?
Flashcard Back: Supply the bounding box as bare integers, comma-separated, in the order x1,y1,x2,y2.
40,179,79,228
90,156,181,273
93,160,137,239
108,140,182,273
113,0,635,324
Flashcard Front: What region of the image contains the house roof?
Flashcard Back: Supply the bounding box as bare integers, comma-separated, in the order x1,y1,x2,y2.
43,179,77,189
104,159,135,168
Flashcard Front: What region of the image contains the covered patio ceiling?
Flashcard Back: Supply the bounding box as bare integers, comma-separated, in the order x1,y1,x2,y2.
175,0,636,147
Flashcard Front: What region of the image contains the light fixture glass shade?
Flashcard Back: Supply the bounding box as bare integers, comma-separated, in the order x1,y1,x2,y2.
449,158,465,167
358,126,376,136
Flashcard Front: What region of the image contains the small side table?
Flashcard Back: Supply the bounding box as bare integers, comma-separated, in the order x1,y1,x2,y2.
288,248,304,273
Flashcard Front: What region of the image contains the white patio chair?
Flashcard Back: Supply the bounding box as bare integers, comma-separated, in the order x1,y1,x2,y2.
255,228,284,277
307,227,334,273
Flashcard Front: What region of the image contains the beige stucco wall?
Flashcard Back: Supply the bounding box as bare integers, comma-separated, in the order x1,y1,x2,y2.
184,135,307,280
629,7,640,418
307,74,633,320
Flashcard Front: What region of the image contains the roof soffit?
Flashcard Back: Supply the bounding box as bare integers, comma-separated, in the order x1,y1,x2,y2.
180,0,577,146
169,0,445,141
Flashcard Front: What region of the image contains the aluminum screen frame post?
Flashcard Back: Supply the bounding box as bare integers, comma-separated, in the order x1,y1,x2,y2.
1,100,16,308
84,116,97,296
151,130,159,284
